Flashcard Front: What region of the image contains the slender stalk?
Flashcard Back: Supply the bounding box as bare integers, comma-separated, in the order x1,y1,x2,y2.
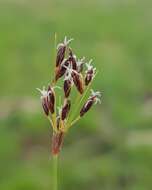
66,116,80,131
52,34,58,190
53,154,58,190
53,32,57,84
71,116,80,126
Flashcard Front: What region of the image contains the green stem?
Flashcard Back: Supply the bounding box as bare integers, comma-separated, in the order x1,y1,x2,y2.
71,116,81,126
53,32,57,83
53,154,58,190
66,116,80,131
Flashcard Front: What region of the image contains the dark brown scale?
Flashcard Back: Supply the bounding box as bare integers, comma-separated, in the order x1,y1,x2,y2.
55,59,69,81
56,45,66,67
47,86,55,113
42,98,49,116
80,97,95,117
64,80,71,98
61,100,71,120
69,49,77,70
72,73,84,94
85,69,93,86
51,131,64,155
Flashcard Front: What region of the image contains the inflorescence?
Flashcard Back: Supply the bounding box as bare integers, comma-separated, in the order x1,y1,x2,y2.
37,36,102,155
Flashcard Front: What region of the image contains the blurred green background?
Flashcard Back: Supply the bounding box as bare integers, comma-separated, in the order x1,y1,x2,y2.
0,0,152,189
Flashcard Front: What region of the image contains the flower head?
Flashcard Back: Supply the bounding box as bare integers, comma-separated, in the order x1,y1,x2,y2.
37,86,50,115
63,63,79,82
56,37,73,67
72,72,84,94
37,85,60,114
80,89,101,117
37,36,102,155
63,61,84,94
85,59,96,85
68,48,77,70
55,58,70,81
64,79,72,98
47,85,55,113
61,99,71,120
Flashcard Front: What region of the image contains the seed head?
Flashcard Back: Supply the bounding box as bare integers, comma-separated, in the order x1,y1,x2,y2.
61,99,71,120
47,85,55,113
55,59,69,81
56,37,73,67
85,60,96,86
37,36,102,156
69,48,77,71
80,89,101,117
64,79,72,98
37,86,49,116
72,72,84,94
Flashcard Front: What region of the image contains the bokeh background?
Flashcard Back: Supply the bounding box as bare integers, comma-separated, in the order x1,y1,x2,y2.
0,0,152,189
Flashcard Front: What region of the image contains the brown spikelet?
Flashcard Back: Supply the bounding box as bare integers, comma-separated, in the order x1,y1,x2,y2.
64,80,71,98
47,86,55,113
56,45,66,67
80,97,94,117
69,48,77,70
85,69,93,86
61,99,71,120
42,98,49,116
55,59,69,81
72,73,84,94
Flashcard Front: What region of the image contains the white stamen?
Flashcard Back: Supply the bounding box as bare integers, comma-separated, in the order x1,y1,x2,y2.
85,59,96,74
36,86,49,99
90,89,102,104
76,57,85,72
77,57,85,66
64,36,74,46
37,85,61,99
71,54,77,60
60,59,67,67
57,36,74,49
64,64,73,81
63,63,80,83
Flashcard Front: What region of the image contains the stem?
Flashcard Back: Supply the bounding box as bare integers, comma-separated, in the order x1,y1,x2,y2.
66,116,80,131
53,154,58,190
47,116,55,129
71,116,81,126
53,33,57,84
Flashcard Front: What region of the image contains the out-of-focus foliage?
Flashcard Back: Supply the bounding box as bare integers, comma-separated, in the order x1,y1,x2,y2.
0,0,152,189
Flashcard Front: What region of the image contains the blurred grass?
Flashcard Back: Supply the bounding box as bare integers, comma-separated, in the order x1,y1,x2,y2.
0,0,152,189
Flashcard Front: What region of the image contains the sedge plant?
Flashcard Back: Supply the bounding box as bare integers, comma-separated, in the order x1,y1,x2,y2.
37,36,101,190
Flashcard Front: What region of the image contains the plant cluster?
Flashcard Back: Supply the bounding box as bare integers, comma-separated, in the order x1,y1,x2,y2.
37,36,101,155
